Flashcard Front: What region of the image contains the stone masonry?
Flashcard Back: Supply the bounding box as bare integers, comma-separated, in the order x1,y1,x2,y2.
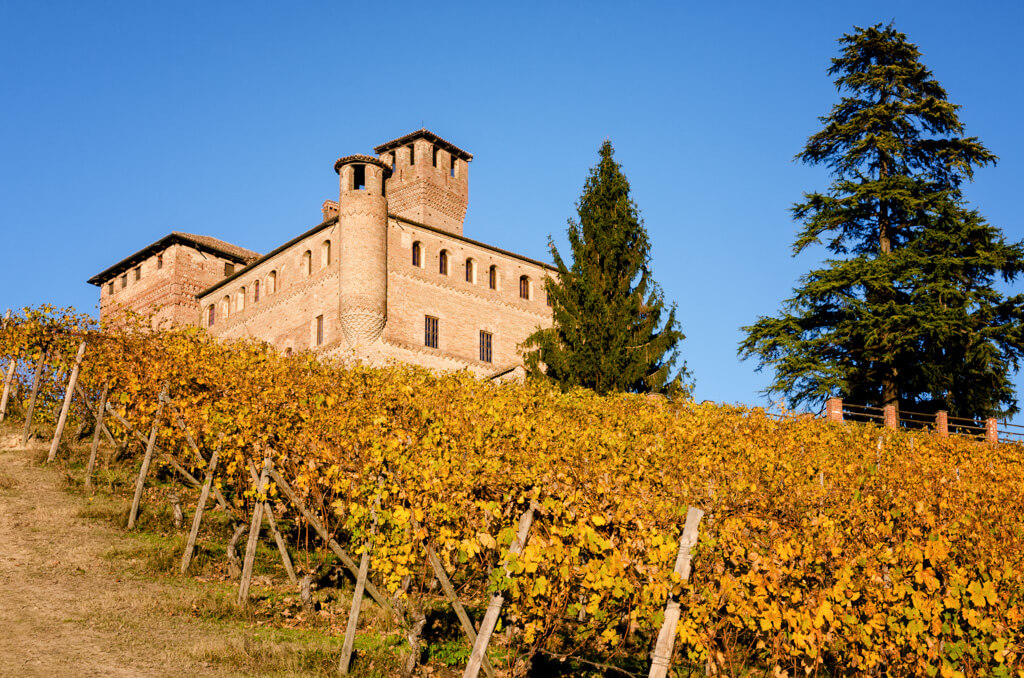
88,129,554,377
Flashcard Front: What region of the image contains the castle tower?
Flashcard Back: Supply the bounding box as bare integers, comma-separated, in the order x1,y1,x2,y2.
374,129,473,236
335,154,391,347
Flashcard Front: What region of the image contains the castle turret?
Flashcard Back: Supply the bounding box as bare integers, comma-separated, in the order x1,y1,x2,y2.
374,129,473,236
334,154,390,347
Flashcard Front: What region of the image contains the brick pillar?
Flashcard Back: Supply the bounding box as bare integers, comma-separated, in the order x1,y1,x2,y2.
825,397,843,423
986,417,998,444
935,410,948,438
883,404,897,430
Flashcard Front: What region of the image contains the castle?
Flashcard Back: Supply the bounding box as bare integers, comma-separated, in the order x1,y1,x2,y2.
88,129,554,377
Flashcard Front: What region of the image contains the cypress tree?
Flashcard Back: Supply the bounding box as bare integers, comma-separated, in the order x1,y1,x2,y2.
523,140,690,396
740,23,1024,418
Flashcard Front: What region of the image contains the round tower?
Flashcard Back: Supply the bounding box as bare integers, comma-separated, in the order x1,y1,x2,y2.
334,155,390,347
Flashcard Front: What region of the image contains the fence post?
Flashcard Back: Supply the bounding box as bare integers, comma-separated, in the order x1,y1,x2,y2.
649,507,704,678
883,404,897,430
21,350,47,446
985,418,998,444
47,341,87,463
825,397,843,423
935,411,948,438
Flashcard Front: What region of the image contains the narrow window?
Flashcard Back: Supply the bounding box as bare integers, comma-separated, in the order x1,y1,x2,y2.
303,250,312,276
479,331,493,363
268,271,277,294
222,295,230,318
107,281,114,295
450,155,457,178
408,143,415,165
224,262,235,277
465,258,475,283
432,146,438,167
316,315,324,346
134,266,141,281
439,250,448,275
254,279,260,303
121,274,127,289
519,275,530,299
237,287,246,312
424,316,439,348
353,164,366,190
412,241,421,267
389,152,396,169
285,347,293,356
489,265,497,290
157,254,163,270
207,305,215,326
322,240,331,267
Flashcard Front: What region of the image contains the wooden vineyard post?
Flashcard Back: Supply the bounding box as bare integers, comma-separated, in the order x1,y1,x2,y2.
340,501,379,674
47,341,87,463
21,349,47,446
463,502,538,678
0,352,17,422
237,457,271,606
127,386,168,529
411,516,496,678
181,444,222,574
84,382,110,490
245,459,297,585
267,467,396,619
649,507,704,678
75,383,117,449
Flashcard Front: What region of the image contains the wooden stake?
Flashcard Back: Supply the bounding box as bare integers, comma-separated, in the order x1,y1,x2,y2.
127,385,168,529
412,515,496,678
47,341,87,463
340,502,379,675
238,457,270,606
267,467,396,619
463,503,538,678
84,382,110,490
74,383,117,449
21,350,47,446
649,507,704,678
245,460,297,585
0,354,17,423
181,444,221,574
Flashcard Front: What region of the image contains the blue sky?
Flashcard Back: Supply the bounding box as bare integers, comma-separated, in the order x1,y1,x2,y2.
2,1,1022,414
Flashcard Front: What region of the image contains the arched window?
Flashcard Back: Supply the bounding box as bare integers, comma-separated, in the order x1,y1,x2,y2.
322,240,331,267
488,265,498,290
465,258,475,283
221,295,230,319
519,276,530,300
439,250,448,275
303,250,312,277
236,287,246,312
268,271,277,294
254,279,260,302
412,241,422,267
207,305,215,327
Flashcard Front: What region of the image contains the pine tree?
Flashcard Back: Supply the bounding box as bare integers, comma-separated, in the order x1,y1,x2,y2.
740,24,1024,418
523,141,690,396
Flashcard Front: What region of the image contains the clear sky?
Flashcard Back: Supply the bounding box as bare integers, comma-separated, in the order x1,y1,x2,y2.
2,1,1022,415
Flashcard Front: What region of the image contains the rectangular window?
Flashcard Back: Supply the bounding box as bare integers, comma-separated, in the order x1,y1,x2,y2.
353,164,366,190
432,146,438,167
316,315,324,345
450,156,457,178
254,280,260,302
224,262,235,277
479,331,493,363
157,254,163,270
120,274,127,289
134,266,141,281
424,316,439,349
107,281,114,295
408,143,415,165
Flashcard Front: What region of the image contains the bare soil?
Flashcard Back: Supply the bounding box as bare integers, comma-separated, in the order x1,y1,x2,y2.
0,433,335,678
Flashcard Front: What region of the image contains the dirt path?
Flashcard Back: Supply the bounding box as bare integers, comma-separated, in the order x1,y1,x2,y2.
0,436,243,677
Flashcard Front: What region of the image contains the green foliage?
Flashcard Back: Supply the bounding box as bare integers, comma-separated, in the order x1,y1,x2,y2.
740,23,1024,418
523,141,690,396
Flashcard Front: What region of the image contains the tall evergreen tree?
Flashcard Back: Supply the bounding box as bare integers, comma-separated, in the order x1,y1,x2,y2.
740,24,1024,418
523,141,690,396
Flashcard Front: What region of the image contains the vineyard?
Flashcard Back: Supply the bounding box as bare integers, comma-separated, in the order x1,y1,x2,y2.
1,306,1022,677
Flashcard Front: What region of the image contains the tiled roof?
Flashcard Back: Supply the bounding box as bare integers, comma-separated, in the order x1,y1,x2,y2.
87,232,260,286
333,154,393,174
373,129,473,162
